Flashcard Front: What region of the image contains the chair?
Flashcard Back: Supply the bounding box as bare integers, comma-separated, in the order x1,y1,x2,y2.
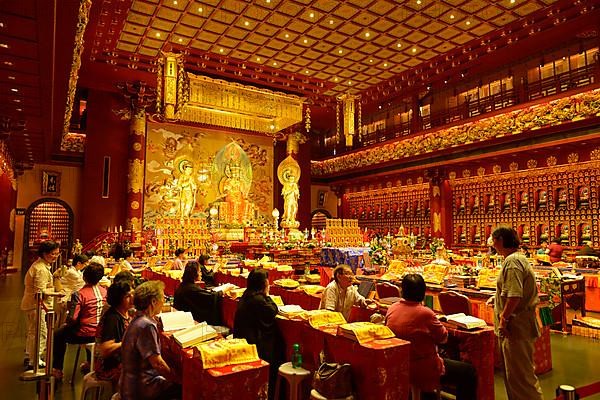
80,372,114,400
274,362,311,400
69,342,95,385
310,389,355,400
376,282,401,299
438,291,471,316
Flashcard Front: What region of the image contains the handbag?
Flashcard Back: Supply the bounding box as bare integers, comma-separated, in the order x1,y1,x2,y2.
313,362,353,398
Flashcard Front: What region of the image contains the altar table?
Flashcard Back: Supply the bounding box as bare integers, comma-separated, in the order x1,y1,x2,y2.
320,247,368,272
141,269,180,296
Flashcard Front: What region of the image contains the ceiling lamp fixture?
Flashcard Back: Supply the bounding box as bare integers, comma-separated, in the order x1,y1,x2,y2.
450,14,455,19
155,32,161,38
329,19,334,25
303,39,308,44
198,7,203,12
417,0,422,4
338,49,343,54
412,47,417,53
465,20,471,26
364,32,371,38
309,12,314,18
396,43,402,48
244,21,250,26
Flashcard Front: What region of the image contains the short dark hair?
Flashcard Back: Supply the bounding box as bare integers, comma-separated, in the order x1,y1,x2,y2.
114,270,135,286
38,240,59,257
401,274,426,302
83,262,105,285
134,281,164,311
182,261,199,284
492,226,521,249
245,269,269,295
175,248,186,257
197,254,210,266
333,264,352,283
72,254,88,266
106,281,132,307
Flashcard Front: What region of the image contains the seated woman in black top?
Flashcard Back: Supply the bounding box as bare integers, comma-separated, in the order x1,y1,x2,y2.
198,254,217,288
94,280,134,388
173,261,221,325
233,269,284,400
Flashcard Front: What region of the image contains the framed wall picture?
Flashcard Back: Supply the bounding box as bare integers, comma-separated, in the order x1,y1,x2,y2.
317,190,327,207
41,170,61,196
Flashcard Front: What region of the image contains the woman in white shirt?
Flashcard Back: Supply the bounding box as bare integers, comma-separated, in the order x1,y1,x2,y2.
319,264,374,320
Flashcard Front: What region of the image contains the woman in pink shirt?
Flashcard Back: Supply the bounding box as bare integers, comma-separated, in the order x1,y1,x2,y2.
52,262,107,379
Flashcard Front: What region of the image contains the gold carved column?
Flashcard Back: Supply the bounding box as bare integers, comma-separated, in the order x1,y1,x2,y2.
118,81,155,234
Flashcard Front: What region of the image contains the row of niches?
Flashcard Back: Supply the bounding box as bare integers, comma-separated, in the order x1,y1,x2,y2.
347,200,431,220
453,185,594,215
454,220,596,247
357,221,431,237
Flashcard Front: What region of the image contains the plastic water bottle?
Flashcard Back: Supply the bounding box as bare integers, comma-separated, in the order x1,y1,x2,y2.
291,343,303,368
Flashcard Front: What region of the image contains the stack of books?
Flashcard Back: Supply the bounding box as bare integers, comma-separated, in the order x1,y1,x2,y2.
195,338,260,369
449,275,476,288
159,311,195,332
173,322,219,348
572,317,600,339
278,305,305,319
441,313,487,330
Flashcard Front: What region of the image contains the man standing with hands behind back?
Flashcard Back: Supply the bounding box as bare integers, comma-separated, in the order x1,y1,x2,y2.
491,226,543,400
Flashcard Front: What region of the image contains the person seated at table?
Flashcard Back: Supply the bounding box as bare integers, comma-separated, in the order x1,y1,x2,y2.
119,281,181,400
170,248,187,271
520,245,531,258
578,241,598,257
548,239,564,263
537,241,548,255
52,262,107,380
198,254,217,288
319,264,374,320
95,280,134,389
114,270,136,287
119,249,147,274
173,261,221,325
233,269,284,400
385,274,477,400
54,254,89,326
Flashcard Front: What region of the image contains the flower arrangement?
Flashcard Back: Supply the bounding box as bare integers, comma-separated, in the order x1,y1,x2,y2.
369,240,389,266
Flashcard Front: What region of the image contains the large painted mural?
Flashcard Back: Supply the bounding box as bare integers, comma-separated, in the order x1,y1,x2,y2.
143,122,274,228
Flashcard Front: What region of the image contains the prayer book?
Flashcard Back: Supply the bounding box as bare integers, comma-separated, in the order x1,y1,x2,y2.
443,313,487,330
159,311,195,332
173,322,218,348
278,304,305,319
195,339,260,369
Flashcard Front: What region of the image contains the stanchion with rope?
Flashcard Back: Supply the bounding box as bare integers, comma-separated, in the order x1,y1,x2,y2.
555,382,600,400
19,290,62,400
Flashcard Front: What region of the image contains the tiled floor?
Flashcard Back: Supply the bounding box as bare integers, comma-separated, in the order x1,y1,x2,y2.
1,272,600,400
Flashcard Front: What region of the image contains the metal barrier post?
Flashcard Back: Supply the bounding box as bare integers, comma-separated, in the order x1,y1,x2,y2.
20,292,45,381
556,384,579,400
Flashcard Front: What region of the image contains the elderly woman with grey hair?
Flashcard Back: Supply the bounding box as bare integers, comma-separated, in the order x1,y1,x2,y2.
119,281,181,400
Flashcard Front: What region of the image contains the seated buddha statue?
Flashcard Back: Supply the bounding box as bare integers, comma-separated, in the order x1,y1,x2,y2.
503,193,511,212
557,189,567,209
486,194,495,212
540,225,549,243
520,192,529,211
579,186,590,208
472,195,479,214
522,226,530,244
581,224,592,243
538,190,547,209
459,228,466,243
473,228,481,244
458,197,465,213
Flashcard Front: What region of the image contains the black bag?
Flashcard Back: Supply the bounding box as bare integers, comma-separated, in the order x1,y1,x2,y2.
313,362,353,398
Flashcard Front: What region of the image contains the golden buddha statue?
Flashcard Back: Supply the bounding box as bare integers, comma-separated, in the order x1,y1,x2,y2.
472,195,479,214
458,197,465,213
520,191,529,211
560,224,570,246
522,225,530,244
557,188,567,209
503,193,511,211
579,186,590,208
538,190,547,209
540,224,549,242
581,224,592,243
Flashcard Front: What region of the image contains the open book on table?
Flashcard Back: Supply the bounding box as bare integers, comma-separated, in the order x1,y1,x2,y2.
159,311,195,332
173,322,218,348
440,313,487,330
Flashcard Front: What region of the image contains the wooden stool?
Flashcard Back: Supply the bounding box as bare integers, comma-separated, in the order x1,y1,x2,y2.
274,362,311,400
70,342,95,385
79,372,113,400
310,389,355,400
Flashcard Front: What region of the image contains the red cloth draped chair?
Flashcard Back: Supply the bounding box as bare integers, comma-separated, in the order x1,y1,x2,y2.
438,291,471,315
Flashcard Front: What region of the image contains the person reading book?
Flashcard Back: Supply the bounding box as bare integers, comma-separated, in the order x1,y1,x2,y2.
233,269,283,400
385,274,477,400
173,261,222,325
319,264,374,320
491,226,543,400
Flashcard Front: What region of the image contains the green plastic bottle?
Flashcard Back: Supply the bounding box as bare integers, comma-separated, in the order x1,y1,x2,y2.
291,343,303,368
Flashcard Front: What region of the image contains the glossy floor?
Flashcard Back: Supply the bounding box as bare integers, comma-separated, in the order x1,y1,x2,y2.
1,273,599,400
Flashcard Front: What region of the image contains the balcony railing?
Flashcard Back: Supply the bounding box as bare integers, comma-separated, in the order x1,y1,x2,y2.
311,63,599,160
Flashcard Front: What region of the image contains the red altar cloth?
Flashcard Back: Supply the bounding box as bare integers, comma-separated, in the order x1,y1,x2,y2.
585,275,600,312
141,269,180,296
214,268,294,286
269,286,322,311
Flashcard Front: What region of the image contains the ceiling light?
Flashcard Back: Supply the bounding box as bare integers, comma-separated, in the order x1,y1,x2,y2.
155,32,161,38
383,63,388,67
465,20,471,26
303,39,308,44
244,21,249,26
273,62,277,66
198,7,203,12
10,88,18,92
348,81,352,85
397,43,402,48
412,48,417,53
305,70,309,74
284,33,289,38
369,59,373,63
334,77,339,82
173,0,177,4
266,0,271,3
219,48,224,53
8,76,15,80
338,49,343,54
256,57,261,61
329,20,334,25
510,0,515,3
178,38,182,43
450,14,455,19
416,0,421,4
309,12,314,18
364,32,371,38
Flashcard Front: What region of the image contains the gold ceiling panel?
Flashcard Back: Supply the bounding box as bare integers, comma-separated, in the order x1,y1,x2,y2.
112,0,563,97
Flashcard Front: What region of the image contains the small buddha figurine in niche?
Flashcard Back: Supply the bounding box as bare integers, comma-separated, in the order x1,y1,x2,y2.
560,224,570,246
472,195,479,214
581,224,592,243
520,192,529,211
459,197,465,213
522,225,530,244
579,186,590,208
538,190,547,209
404,202,410,216
473,227,481,244
557,188,567,209
415,201,421,216
487,194,495,212
503,193,511,211
459,227,466,243
540,225,549,243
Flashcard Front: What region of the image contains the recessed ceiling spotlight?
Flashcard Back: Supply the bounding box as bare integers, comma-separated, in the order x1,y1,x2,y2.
173,0,178,5
369,59,373,63
244,21,250,26
329,19,334,25
510,0,515,3
450,14,455,19
256,57,261,61
273,62,278,66
155,32,161,38
364,32,371,38
334,77,339,82
383,63,388,67
219,48,224,53
305,70,309,74
8,76,15,80
465,20,471,25
10,88,18,92
178,38,183,43
348,81,352,85
303,39,308,44
266,0,271,3
309,12,314,18
198,7,203,12
396,43,402,48
417,0,422,4
338,49,343,54
412,47,417,52
284,33,289,38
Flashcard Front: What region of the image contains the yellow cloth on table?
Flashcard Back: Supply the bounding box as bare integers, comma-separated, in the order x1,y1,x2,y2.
535,254,550,263
166,270,184,280
338,322,395,345
227,288,246,299
476,267,500,289
300,285,325,296
276,265,293,272
388,260,407,275
422,263,449,285
196,339,260,369
303,309,347,328
274,279,300,289
270,295,284,307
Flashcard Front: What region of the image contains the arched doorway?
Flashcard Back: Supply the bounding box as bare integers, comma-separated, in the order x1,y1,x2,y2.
310,208,332,230
22,198,74,273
